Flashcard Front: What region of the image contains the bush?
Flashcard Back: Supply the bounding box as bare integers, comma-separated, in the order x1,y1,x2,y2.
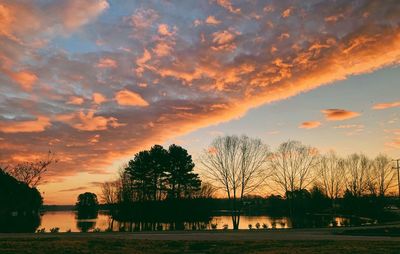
66,229,72,233
210,223,217,230
36,228,46,233
248,224,253,230
93,228,101,232
262,223,268,229
255,222,260,229
222,224,228,230
50,227,59,233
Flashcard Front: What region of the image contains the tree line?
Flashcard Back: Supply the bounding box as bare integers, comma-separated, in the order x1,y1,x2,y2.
200,136,398,229
98,135,398,230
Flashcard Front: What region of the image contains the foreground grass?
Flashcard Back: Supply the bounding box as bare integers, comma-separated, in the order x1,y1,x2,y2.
339,227,400,237
0,238,399,254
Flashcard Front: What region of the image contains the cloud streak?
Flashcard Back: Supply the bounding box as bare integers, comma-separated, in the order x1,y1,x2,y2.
321,109,361,121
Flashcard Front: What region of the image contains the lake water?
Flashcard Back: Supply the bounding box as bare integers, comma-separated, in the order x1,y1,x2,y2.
38,211,362,232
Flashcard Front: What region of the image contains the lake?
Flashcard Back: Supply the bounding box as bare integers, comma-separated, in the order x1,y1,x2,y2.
37,211,368,232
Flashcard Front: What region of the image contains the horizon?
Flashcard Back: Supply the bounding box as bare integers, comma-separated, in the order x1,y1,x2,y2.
0,0,399,205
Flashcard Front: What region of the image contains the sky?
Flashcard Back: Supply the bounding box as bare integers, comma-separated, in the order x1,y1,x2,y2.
0,0,399,204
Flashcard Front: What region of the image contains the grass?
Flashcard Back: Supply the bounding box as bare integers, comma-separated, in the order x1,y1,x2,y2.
339,227,400,237
0,238,399,254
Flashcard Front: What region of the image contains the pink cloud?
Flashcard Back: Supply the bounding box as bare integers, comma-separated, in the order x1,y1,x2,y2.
372,101,400,110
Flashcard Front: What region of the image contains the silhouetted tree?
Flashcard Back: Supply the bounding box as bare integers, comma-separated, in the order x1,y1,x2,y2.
371,154,395,197
317,152,344,210
194,182,216,199
5,151,57,187
76,192,99,218
201,135,269,230
167,144,200,199
269,141,319,215
0,168,42,232
344,153,371,197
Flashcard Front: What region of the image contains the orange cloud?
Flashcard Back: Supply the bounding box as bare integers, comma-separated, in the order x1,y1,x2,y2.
93,93,106,104
321,109,361,121
0,116,51,133
212,30,236,51
299,121,321,129
153,42,173,57
96,58,117,68
158,23,174,36
56,110,125,131
67,96,84,105
115,90,149,107
282,8,292,18
216,0,240,14
206,16,221,25
372,101,400,110
9,70,38,90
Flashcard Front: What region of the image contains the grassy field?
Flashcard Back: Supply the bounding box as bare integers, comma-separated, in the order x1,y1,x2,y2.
0,238,399,254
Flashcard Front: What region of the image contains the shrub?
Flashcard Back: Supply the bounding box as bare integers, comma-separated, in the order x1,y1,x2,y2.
271,221,276,229
262,223,268,229
66,229,72,233
50,227,59,233
222,224,228,230
248,224,253,230
36,228,46,233
210,223,218,230
255,222,260,229
93,228,101,232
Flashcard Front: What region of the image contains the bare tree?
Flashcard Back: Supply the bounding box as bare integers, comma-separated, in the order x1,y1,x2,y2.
6,151,57,188
370,154,395,197
344,153,371,197
194,182,217,198
269,140,319,195
200,135,269,230
101,181,120,205
317,152,345,208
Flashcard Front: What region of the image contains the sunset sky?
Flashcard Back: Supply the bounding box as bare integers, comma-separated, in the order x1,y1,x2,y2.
0,0,399,204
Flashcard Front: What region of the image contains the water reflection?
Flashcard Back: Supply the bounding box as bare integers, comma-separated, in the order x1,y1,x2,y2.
0,214,41,233
36,211,374,232
76,212,98,232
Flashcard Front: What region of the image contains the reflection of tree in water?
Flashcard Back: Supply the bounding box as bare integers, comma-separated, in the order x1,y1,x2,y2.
112,219,211,232
76,220,96,232
0,214,41,233
76,211,98,232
